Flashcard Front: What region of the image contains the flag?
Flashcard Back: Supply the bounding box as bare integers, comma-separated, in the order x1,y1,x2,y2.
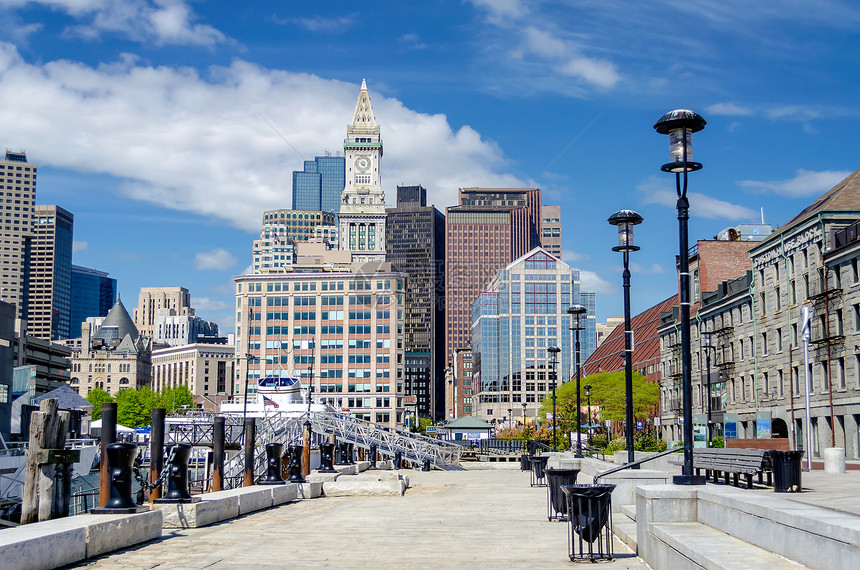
274,231,281,244
263,395,279,408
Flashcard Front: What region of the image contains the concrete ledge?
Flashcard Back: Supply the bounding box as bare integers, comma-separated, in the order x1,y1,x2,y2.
650,522,803,570
0,517,87,569
376,460,394,470
270,483,299,506
697,486,860,569
323,472,408,496
85,510,163,558
335,464,358,475
0,509,163,569
306,472,340,483
155,495,238,529
356,460,370,472
297,481,323,499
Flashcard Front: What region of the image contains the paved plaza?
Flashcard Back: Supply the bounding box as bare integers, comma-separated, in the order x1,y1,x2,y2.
75,467,648,569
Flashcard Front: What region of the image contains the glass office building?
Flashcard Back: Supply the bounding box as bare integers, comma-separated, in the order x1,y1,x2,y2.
292,155,345,214
29,206,74,340
471,248,597,421
70,265,117,339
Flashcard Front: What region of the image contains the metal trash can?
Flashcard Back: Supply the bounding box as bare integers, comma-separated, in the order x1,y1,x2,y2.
520,453,530,471
544,468,580,521
770,450,804,493
561,484,616,562
529,455,550,487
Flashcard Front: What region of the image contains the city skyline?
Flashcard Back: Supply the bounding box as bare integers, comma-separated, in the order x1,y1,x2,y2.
1,1,859,334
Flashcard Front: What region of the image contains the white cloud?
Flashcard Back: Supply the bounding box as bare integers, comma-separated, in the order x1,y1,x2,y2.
278,15,354,33
638,176,756,220
739,169,850,198
561,249,588,264
0,44,527,231
7,0,226,46
72,240,88,252
630,262,666,274
706,102,753,116
469,0,527,24
193,296,231,312
579,270,614,294
194,248,237,271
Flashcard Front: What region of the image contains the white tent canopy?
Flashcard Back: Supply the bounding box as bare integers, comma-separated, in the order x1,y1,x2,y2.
89,419,135,433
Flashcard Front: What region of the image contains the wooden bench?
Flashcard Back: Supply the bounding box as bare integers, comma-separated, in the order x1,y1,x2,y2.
693,448,770,488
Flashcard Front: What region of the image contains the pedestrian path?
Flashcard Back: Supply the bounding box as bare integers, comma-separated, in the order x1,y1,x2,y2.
76,468,649,569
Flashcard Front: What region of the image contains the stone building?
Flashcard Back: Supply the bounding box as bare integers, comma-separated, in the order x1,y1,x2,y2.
659,168,860,459
151,343,235,397
133,286,193,340
70,298,152,397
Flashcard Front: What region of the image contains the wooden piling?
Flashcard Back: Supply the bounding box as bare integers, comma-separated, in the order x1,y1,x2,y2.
212,416,225,491
149,408,165,502
21,399,73,524
243,418,255,487
302,423,311,477
98,403,118,508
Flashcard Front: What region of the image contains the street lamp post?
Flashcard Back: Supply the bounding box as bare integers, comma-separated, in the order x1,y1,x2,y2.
608,209,643,467
547,346,561,452
567,304,587,458
702,332,716,445
801,304,814,471
522,402,527,428
655,109,707,486
584,385,592,436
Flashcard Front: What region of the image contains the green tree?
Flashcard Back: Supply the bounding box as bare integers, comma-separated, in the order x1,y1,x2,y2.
538,370,660,438
86,388,114,421
160,385,194,414
115,389,150,427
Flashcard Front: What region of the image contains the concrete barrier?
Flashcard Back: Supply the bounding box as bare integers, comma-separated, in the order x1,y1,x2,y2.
824,447,847,474
155,484,298,529
297,481,323,499
0,510,162,569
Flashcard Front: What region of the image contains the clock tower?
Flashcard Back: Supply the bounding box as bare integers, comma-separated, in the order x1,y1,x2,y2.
339,79,387,262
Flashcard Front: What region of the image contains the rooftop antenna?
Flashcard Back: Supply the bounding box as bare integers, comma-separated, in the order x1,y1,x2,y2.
761,207,765,225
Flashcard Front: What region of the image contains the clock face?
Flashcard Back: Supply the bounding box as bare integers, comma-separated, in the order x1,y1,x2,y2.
355,156,370,171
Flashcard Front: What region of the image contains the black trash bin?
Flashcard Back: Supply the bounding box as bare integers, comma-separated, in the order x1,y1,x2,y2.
529,455,550,487
770,450,803,493
520,453,530,471
543,468,580,521
561,484,616,562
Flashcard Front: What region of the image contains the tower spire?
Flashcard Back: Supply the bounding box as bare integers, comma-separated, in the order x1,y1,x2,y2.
350,79,378,129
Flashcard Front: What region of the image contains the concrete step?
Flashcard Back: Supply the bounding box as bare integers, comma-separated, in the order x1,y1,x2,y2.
612,511,638,554
621,503,636,521
650,522,808,570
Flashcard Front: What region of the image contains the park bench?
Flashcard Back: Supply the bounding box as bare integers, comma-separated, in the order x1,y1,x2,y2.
671,448,771,489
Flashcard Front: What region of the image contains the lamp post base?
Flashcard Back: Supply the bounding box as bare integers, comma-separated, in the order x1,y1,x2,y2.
673,474,706,486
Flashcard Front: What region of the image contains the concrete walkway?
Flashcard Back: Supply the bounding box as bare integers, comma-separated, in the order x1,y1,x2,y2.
75,468,649,569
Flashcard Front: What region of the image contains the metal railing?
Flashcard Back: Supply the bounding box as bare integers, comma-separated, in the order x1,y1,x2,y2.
219,411,464,488
593,445,683,483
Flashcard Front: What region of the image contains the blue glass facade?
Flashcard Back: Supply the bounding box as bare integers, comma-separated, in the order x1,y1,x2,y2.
71,265,117,339
292,155,345,214
471,249,598,419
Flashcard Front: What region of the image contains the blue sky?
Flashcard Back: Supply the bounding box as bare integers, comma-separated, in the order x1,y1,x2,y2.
2,0,859,335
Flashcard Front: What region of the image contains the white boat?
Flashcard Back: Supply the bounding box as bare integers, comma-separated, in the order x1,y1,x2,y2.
219,374,331,417
0,438,98,502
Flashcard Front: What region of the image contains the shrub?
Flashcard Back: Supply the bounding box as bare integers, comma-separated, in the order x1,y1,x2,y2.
634,434,667,452
710,436,725,448
605,437,628,453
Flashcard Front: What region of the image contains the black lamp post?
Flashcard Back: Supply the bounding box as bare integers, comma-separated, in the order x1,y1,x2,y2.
522,402,527,428
655,109,707,486
305,341,315,436
547,346,561,452
608,209,643,466
702,332,716,446
567,304,587,458
584,384,592,435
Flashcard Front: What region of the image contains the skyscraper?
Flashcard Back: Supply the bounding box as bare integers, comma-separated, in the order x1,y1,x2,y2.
386,185,446,419
471,247,598,421
292,155,346,214
540,205,562,257
133,286,193,340
0,150,37,319
445,187,542,363
339,80,387,263
70,265,117,339
28,205,74,340
251,209,337,273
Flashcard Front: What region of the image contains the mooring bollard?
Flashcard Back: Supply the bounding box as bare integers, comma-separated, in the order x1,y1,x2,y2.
259,443,286,485
318,442,337,473
369,443,378,468
347,443,355,465
394,450,402,470
422,458,431,471
155,444,199,503
288,445,305,483
92,442,148,514
336,442,350,465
